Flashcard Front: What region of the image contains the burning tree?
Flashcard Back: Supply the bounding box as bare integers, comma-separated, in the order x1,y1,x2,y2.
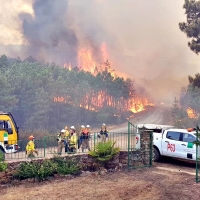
172,73,200,128
0,54,154,131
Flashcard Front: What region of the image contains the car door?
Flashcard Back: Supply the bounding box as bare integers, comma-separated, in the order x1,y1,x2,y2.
162,131,181,158
179,133,196,160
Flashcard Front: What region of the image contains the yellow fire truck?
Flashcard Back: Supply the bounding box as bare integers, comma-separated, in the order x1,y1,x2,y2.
0,112,19,159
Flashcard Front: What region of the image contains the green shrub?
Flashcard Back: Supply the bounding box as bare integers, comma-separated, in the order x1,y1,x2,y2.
36,160,57,181
0,162,7,172
0,151,7,172
15,160,57,181
0,152,3,162
88,140,120,162
52,155,81,175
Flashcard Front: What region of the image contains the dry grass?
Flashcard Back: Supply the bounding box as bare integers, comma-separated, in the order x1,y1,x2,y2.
1,166,200,200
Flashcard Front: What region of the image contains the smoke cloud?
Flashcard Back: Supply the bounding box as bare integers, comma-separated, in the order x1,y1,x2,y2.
0,0,200,104
20,0,78,65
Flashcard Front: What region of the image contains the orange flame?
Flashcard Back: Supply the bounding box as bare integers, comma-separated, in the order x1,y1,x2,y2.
186,107,197,119
64,62,72,71
58,43,154,114
78,48,96,74
129,97,154,113
54,96,66,103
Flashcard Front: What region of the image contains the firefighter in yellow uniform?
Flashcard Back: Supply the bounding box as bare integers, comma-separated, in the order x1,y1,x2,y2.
26,135,38,158
68,126,77,153
64,126,70,153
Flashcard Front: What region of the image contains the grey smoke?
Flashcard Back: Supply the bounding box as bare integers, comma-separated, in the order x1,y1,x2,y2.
1,0,200,104
20,0,78,65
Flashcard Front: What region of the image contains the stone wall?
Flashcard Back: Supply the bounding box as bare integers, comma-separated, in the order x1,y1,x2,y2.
123,131,152,168
0,132,152,185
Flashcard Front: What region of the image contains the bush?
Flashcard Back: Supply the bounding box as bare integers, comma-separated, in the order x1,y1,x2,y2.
14,155,82,182
52,155,81,175
88,140,120,162
0,152,7,172
14,160,57,181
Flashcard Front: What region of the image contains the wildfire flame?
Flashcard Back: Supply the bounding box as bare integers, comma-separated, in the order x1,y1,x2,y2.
54,97,66,103
129,97,154,113
78,48,96,74
64,62,72,71
78,43,116,78
186,107,198,119
58,42,154,114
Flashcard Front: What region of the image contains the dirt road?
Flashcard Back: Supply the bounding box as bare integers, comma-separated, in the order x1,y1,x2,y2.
110,105,172,133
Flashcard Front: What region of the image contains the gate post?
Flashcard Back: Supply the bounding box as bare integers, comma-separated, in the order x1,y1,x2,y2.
149,131,153,167
127,122,153,169
43,136,46,158
196,126,199,183
128,122,130,168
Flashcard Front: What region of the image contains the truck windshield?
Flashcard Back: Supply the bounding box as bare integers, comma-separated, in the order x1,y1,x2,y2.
0,120,11,130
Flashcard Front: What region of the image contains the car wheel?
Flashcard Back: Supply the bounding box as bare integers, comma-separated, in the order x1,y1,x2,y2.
153,147,160,162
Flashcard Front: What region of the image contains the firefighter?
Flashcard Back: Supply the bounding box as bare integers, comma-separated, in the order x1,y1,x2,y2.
78,125,85,149
57,129,66,155
64,126,70,153
99,123,108,142
26,135,38,158
68,126,77,153
81,125,91,152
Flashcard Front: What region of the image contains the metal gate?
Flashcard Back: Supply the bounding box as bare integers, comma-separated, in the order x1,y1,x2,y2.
128,122,153,168
195,127,200,183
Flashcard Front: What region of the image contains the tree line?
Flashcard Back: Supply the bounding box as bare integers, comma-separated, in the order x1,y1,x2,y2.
172,0,200,128
171,73,200,128
0,54,148,132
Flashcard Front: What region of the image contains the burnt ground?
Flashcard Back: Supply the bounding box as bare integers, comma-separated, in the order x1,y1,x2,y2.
1,158,200,200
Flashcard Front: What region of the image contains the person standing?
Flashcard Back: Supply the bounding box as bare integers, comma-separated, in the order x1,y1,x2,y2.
57,129,66,155
85,125,91,151
78,125,85,150
99,123,108,143
68,126,77,153
64,126,70,153
26,135,38,158
81,125,91,152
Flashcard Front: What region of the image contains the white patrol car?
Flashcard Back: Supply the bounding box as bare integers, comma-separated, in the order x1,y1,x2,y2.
153,128,199,162
136,124,199,162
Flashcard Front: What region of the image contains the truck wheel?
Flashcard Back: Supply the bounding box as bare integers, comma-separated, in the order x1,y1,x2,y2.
153,147,160,162
0,149,5,161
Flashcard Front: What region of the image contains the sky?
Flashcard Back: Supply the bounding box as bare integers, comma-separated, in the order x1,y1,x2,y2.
0,0,199,104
